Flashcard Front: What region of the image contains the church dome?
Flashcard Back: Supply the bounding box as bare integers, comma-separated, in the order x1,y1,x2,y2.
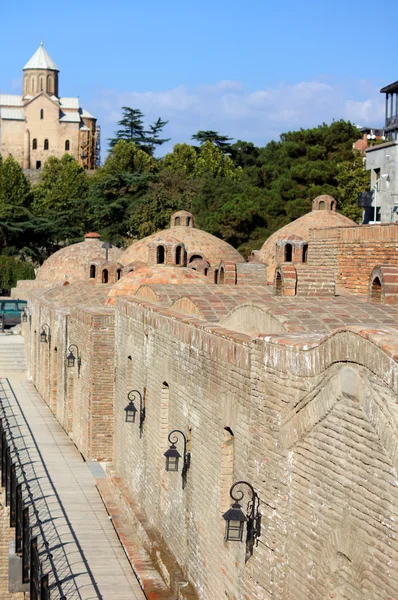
256,196,356,282
119,213,244,268
106,265,209,305
36,233,122,283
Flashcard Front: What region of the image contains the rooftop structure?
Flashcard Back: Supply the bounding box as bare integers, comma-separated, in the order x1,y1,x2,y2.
12,201,398,600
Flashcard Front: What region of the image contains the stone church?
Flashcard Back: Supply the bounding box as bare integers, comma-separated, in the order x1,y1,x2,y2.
0,43,99,170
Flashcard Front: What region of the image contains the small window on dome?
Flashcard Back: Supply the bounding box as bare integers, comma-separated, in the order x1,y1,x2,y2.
319,201,326,210
175,245,182,265
102,269,109,284
157,245,165,264
214,269,218,283
285,244,292,262
275,272,282,296
371,277,382,303
175,217,181,226
219,268,225,284
116,269,122,281
90,265,96,279
204,268,208,276
187,217,191,226
302,244,308,263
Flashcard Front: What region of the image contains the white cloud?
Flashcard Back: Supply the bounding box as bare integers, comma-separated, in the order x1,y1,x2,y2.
88,78,385,157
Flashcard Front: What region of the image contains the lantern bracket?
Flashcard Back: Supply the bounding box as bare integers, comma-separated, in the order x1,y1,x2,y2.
224,480,261,561
126,390,145,434
165,429,190,489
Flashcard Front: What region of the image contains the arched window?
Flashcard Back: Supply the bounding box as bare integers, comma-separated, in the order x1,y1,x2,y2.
204,268,208,276
47,75,53,94
189,254,203,263
371,277,382,303
65,140,70,151
32,139,37,150
319,201,326,210
214,269,219,283
44,139,49,150
102,269,109,284
331,201,335,210
175,217,181,226
302,244,308,263
90,265,96,279
157,245,165,264
276,272,283,296
187,217,191,226
219,268,225,284
116,269,122,281
40,78,44,92
31,78,35,93
40,109,44,120
284,244,292,262
175,246,182,265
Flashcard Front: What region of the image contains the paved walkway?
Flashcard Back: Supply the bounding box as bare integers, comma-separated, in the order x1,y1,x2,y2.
0,335,146,600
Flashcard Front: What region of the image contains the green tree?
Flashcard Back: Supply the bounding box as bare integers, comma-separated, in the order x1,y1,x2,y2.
108,108,170,155
31,154,90,255
192,130,233,151
109,107,147,149
163,141,242,180
0,256,35,290
336,151,369,222
0,155,33,251
87,140,156,243
127,169,201,238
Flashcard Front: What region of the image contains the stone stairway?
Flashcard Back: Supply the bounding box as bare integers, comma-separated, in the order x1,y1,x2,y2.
0,334,26,373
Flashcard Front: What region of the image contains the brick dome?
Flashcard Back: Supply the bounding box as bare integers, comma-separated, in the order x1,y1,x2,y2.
36,234,122,283
256,196,356,282
119,221,244,268
106,265,209,305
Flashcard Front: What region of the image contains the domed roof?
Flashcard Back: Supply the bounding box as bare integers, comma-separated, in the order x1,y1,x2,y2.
257,196,356,279
119,220,245,267
36,233,122,283
107,265,209,305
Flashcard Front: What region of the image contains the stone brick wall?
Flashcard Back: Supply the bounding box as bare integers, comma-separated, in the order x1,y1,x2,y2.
112,296,398,600
69,307,115,461
113,297,253,600
309,224,398,295
336,224,398,294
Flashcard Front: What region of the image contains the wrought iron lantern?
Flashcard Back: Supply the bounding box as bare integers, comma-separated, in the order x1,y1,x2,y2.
102,241,112,261
222,501,247,542
66,344,81,376
124,390,145,433
164,430,190,488
21,307,31,324
222,480,261,561
39,324,50,344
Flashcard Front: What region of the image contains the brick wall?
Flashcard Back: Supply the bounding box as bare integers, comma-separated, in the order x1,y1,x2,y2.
69,307,115,461
309,224,398,295
112,297,398,600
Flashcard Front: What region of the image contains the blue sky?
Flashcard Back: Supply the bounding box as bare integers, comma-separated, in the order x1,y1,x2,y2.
1,0,396,158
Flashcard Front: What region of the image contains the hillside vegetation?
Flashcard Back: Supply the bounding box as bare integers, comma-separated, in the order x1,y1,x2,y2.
0,115,369,266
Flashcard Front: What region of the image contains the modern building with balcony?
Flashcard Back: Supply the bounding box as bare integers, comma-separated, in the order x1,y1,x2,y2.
360,80,398,223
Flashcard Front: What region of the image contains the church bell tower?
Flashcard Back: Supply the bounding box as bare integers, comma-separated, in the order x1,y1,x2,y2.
23,42,59,99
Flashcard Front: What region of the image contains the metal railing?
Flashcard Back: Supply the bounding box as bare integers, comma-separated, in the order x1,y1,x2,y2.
0,414,65,598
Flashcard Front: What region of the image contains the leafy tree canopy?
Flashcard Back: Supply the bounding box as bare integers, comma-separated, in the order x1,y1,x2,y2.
191,130,233,151
0,256,35,290
108,107,170,155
